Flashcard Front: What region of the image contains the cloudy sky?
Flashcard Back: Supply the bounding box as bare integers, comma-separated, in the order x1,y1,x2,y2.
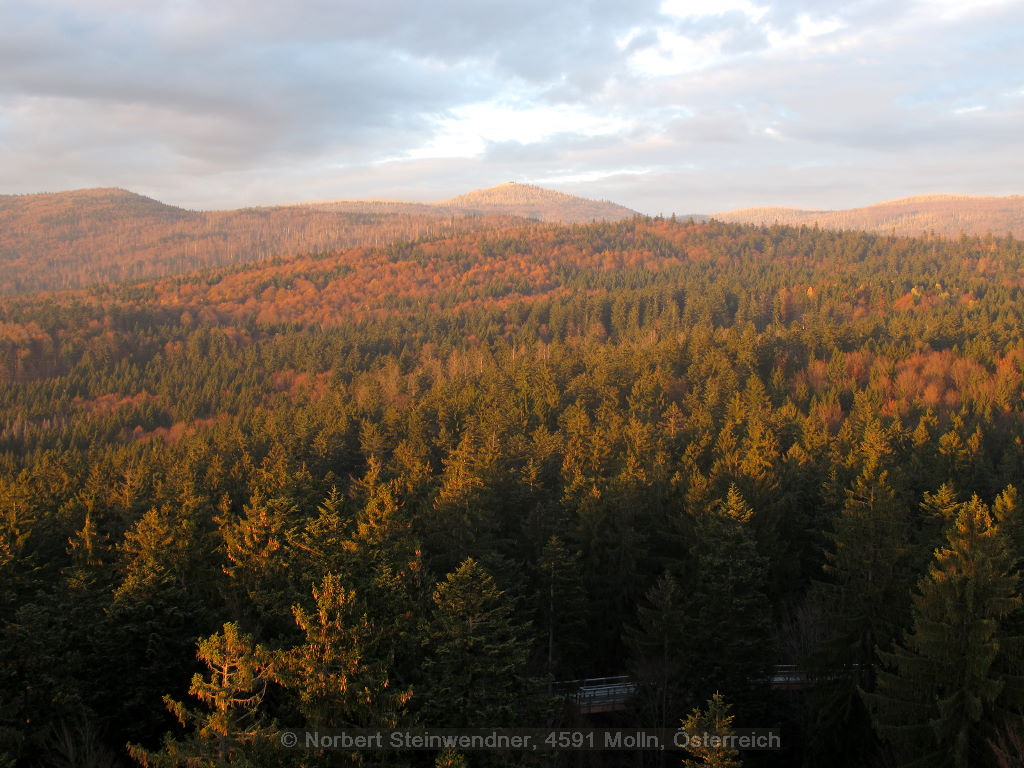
1,0,1022,214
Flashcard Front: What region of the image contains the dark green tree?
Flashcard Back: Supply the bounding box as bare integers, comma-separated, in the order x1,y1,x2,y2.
533,535,588,680
420,558,534,727
625,571,689,728
808,464,914,764
686,486,774,711
280,573,412,729
863,497,1024,768
129,622,277,767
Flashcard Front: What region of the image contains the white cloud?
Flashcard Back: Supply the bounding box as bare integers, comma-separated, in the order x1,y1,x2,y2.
660,0,768,21
405,102,635,160
0,0,1022,212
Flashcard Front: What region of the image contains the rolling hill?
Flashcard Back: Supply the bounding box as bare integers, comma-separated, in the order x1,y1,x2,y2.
439,182,637,222
0,184,636,294
713,194,1024,238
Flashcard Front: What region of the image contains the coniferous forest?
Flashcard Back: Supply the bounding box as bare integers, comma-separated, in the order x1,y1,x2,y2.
4,217,1024,766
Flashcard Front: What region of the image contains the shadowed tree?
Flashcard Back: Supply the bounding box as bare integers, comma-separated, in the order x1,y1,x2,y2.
863,497,1024,768
280,573,412,729
129,622,276,767
420,558,535,728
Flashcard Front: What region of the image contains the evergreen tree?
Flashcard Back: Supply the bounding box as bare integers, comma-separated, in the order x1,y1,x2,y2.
534,535,588,680
281,573,412,729
220,493,298,637
101,500,219,745
679,692,742,768
435,748,469,768
686,486,774,712
808,464,914,764
862,497,1024,768
420,558,534,727
129,622,276,767
625,571,689,728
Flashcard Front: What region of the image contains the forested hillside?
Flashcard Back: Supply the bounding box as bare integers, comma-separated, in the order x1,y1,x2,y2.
0,184,634,296
3,218,1024,766
441,182,637,222
715,194,1024,239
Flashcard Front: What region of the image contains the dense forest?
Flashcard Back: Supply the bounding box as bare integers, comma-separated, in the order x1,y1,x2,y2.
3,217,1024,766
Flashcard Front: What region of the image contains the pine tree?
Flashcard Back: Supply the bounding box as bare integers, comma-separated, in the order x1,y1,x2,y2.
680,692,742,768
808,464,914,765
281,573,411,729
102,500,219,745
993,485,1023,566
686,486,774,711
534,535,588,680
435,747,469,768
221,492,298,636
862,497,1024,768
129,622,276,767
625,571,689,728
287,486,349,589
420,558,534,727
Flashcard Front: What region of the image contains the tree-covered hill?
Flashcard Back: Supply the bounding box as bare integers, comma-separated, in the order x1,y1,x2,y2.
0,183,635,295
2,217,1024,766
715,193,1024,239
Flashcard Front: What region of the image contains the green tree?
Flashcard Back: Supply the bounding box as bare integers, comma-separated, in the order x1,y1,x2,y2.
420,558,534,727
686,486,774,711
808,464,914,764
680,692,742,768
129,623,276,767
281,573,412,728
534,535,587,679
863,497,1024,768
625,571,689,728
221,493,298,637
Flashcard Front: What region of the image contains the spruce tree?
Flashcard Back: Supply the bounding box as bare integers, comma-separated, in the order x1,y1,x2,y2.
680,692,742,768
420,558,534,727
129,622,276,767
625,571,689,728
808,463,914,764
862,497,1024,768
220,492,298,637
534,535,588,680
281,573,411,729
686,486,774,711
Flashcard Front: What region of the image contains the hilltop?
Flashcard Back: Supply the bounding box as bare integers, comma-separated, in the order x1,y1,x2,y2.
439,182,637,222
0,183,635,294
0,188,522,294
713,194,1024,238
297,182,638,223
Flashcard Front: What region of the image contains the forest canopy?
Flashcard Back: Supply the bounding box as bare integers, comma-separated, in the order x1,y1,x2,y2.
2,217,1024,766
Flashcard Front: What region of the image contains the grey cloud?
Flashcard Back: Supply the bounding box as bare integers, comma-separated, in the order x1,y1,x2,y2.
1,0,1022,213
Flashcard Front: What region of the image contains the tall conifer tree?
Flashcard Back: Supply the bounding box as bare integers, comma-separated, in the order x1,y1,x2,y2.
863,497,1024,768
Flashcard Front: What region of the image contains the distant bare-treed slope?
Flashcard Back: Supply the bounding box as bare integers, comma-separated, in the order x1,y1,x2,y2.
440,182,637,223
298,182,638,222
0,188,519,294
714,194,1024,238
0,183,636,294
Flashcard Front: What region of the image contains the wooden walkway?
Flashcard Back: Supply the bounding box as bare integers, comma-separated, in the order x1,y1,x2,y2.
558,666,815,713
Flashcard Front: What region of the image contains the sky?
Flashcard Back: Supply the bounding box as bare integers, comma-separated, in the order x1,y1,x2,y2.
1,0,1022,214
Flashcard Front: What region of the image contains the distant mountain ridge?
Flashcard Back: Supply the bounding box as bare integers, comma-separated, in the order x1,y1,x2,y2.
713,194,1024,238
2,184,1021,296
300,182,637,223
0,183,634,294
